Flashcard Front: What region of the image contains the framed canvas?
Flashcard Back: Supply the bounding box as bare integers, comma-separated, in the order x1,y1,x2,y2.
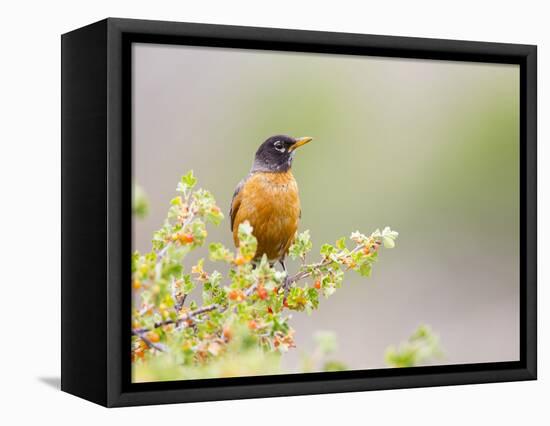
61,18,537,407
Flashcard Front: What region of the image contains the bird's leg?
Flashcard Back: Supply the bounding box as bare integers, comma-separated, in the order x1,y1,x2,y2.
280,258,291,296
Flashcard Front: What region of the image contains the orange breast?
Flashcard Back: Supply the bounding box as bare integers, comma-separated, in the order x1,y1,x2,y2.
232,171,300,262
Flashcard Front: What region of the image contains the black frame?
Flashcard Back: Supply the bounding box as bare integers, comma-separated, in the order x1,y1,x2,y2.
61,17,537,407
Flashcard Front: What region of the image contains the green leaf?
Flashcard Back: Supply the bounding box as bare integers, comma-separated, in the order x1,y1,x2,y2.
320,244,336,257
289,230,313,260
181,170,197,189
237,221,257,259
383,236,395,248
182,274,195,294
358,262,372,277
170,196,182,205
208,242,233,263
382,226,399,239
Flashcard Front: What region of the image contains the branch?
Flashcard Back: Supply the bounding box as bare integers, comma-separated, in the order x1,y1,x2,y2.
172,277,187,313
135,281,260,334
287,239,375,286
132,329,169,352
134,303,220,333
132,171,400,374
155,201,197,261
244,282,259,297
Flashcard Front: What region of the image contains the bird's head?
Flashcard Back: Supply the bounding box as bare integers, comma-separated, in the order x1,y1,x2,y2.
251,135,313,173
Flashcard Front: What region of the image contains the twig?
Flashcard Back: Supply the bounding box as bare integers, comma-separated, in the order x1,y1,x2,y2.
155,202,196,262
132,329,169,352
244,282,259,297
134,303,220,333
171,277,187,313
286,240,373,286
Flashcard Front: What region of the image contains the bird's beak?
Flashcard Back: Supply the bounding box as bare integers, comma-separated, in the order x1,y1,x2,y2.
289,136,313,152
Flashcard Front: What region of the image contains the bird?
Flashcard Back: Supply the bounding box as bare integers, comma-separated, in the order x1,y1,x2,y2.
230,134,313,276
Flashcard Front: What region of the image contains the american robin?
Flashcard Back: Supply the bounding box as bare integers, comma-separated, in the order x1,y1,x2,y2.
230,135,313,274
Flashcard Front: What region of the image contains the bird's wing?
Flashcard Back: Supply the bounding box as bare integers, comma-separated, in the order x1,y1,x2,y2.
230,177,246,232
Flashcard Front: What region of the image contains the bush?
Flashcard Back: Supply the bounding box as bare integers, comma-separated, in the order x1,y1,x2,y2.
131,171,401,381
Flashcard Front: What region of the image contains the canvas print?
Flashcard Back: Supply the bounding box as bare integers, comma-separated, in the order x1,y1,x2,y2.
131,43,519,383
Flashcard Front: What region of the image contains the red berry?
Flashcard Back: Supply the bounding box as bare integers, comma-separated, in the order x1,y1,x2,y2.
146,331,160,343
178,233,194,244
257,286,268,300
234,256,246,266
228,289,244,301
222,325,233,341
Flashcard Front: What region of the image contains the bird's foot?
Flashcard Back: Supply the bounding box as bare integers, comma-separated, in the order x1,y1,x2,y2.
283,275,292,298
279,259,291,297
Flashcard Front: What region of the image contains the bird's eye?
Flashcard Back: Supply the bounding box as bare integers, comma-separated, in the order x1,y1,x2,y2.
273,141,285,152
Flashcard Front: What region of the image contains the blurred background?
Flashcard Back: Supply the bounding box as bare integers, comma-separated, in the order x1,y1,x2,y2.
132,43,519,372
